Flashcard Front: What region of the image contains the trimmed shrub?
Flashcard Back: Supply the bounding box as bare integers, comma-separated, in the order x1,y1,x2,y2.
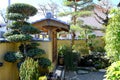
38,57,51,68
105,61,120,80
4,52,17,62
79,54,110,69
19,58,39,80
7,3,37,16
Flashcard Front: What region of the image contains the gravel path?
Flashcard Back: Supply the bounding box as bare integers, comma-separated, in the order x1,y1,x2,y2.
65,71,105,80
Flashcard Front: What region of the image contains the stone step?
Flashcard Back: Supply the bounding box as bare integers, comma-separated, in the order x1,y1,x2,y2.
77,70,89,74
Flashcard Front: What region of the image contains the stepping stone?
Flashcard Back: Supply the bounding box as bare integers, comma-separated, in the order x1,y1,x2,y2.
77,70,89,74
78,67,96,71
99,69,106,72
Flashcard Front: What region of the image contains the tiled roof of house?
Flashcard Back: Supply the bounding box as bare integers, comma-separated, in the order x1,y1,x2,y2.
32,17,69,26
79,14,104,36
32,12,69,26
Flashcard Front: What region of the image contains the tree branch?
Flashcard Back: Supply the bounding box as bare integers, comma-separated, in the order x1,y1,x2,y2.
94,14,103,24
94,9,105,21
0,10,8,23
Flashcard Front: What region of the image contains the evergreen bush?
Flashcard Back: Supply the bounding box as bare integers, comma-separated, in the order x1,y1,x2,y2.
105,61,120,80
20,58,39,80
58,45,79,70
105,8,120,62
38,57,51,68
4,51,17,62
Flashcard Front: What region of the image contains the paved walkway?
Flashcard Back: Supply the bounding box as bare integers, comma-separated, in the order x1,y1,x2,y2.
65,71,105,80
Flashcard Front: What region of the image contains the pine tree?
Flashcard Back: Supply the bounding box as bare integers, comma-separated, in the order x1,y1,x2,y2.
4,3,39,55
4,3,51,78
59,0,93,46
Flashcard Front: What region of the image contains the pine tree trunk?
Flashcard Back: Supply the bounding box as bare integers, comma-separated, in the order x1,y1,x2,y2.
71,1,77,47
71,32,76,47
23,42,27,56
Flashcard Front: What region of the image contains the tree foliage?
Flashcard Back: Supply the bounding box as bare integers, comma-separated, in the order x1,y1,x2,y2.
6,13,28,20
105,8,120,62
4,31,20,37
59,10,92,17
4,52,17,62
4,3,39,42
18,42,51,69
7,34,32,42
64,0,93,10
7,3,37,16
27,48,45,57
62,0,93,24
59,0,94,46
20,58,39,80
20,25,40,34
38,57,51,68
106,61,120,80
4,3,51,77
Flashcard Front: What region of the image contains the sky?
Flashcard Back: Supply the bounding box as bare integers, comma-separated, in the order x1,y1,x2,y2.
0,0,63,23
0,0,119,23
0,0,62,9
93,0,119,5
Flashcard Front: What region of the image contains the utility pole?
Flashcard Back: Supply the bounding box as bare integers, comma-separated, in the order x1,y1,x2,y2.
8,0,11,6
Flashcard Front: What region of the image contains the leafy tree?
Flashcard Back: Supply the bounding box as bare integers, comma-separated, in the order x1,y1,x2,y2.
105,8,120,62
